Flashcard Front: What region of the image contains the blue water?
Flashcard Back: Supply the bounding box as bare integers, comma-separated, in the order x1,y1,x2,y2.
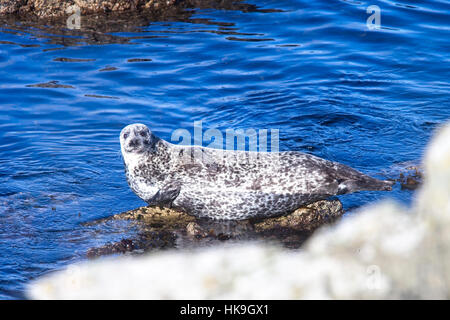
0,0,449,299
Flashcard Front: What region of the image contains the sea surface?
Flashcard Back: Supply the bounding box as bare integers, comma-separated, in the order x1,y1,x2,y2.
0,0,449,299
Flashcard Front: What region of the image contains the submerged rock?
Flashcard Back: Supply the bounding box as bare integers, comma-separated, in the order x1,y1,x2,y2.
26,81,75,89
86,239,135,258
397,166,423,190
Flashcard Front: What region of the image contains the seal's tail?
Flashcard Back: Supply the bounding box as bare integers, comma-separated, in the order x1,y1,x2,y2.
332,162,395,194
337,176,394,194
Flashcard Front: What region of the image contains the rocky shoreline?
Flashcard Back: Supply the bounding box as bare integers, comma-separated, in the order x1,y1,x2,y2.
0,0,279,47
0,0,270,18
0,0,175,17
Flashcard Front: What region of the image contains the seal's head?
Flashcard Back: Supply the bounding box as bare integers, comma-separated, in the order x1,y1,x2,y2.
120,123,153,155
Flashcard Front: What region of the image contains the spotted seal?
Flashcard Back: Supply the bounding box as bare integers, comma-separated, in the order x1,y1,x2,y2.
120,123,393,220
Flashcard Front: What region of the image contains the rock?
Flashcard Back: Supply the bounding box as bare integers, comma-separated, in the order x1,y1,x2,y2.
86,231,178,258
0,0,176,17
127,58,152,62
53,57,95,62
86,239,135,258
108,205,196,229
108,199,343,232
0,0,267,18
0,0,22,15
84,199,343,255
26,81,75,89
252,199,343,232
186,222,208,239
0,0,276,49
397,165,423,190
133,230,178,252
82,206,191,257
99,67,118,72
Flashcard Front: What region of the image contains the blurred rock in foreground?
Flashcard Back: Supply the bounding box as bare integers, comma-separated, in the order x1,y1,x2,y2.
28,123,450,299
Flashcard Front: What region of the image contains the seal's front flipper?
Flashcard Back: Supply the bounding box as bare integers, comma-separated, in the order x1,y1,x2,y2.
147,183,181,208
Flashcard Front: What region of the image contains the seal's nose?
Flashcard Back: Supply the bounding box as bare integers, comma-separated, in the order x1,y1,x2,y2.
129,138,139,147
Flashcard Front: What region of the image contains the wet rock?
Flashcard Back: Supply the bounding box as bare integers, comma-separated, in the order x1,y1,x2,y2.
186,222,207,239
0,0,270,19
87,231,177,258
53,57,95,62
109,205,196,229
84,199,343,255
0,0,176,18
110,199,343,233
397,165,423,190
83,206,187,257
0,0,22,15
84,94,119,99
99,66,118,72
216,233,231,241
402,176,419,190
252,199,343,232
86,238,135,258
127,58,152,62
133,230,177,252
26,80,74,89
0,1,280,48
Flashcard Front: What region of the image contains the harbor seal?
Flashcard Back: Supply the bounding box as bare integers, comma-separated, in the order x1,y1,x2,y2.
120,123,394,220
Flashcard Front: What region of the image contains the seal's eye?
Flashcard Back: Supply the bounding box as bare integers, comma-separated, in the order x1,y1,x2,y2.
123,132,129,139
140,131,147,137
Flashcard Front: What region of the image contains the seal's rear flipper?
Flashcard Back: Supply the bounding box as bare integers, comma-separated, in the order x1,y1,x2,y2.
338,178,394,194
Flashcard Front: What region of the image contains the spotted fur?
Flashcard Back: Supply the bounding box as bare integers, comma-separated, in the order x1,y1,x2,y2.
120,123,393,220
